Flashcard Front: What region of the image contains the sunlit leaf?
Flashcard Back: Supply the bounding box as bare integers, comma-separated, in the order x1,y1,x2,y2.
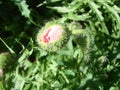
14,0,31,18
47,6,75,13
63,13,90,21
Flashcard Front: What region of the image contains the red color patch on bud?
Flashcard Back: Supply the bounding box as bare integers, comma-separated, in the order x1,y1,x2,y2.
41,25,64,44
36,23,69,52
42,28,51,43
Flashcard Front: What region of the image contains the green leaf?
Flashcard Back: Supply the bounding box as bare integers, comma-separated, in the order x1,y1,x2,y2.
46,0,61,3
51,81,61,88
0,38,15,55
0,82,4,90
102,3,120,38
59,71,69,84
37,0,61,7
109,86,119,90
63,13,90,21
47,6,74,13
13,75,25,90
14,0,31,18
18,39,33,63
88,1,109,35
64,69,75,76
18,49,33,63
88,1,104,21
48,60,58,76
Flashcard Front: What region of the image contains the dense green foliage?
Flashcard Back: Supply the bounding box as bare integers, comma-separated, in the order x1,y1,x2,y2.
0,0,120,90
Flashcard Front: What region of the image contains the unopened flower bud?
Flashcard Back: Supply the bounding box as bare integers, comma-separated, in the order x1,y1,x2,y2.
37,22,70,51
0,52,12,69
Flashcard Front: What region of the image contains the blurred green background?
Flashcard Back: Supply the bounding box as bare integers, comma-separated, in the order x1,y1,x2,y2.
0,0,120,90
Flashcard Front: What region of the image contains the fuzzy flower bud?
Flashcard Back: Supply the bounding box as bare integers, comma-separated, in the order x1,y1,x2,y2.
37,22,69,51
0,52,12,69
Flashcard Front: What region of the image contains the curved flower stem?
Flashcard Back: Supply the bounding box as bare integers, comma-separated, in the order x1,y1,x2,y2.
71,29,88,35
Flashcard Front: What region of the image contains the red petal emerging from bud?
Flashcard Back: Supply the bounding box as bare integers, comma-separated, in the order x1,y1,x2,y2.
41,25,64,43
37,23,69,52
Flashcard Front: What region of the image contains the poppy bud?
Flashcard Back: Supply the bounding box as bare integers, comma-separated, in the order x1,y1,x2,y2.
36,22,70,52
0,52,12,69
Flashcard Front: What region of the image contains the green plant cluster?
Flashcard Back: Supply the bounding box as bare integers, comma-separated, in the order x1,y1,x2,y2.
0,0,120,90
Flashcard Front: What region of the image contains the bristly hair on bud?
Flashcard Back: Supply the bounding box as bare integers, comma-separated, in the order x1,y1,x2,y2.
69,22,94,61
36,21,70,52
